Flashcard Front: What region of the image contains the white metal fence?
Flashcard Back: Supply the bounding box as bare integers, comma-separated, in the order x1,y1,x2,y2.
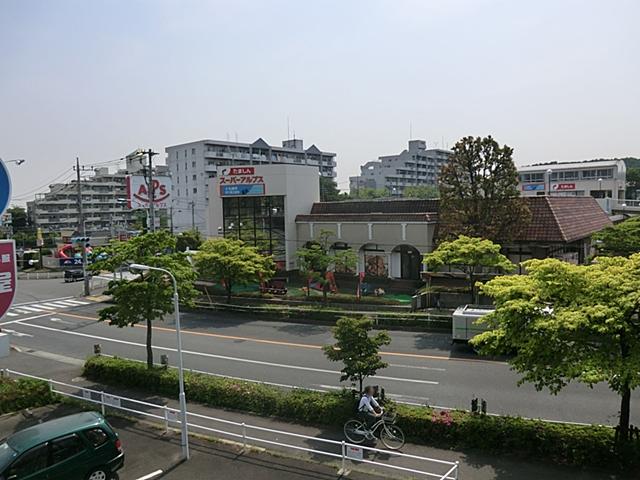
3,369,459,480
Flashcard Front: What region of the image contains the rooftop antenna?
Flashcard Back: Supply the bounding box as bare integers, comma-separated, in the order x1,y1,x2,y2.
287,116,291,140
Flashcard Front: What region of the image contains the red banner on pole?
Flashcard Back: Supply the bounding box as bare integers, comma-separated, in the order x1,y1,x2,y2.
0,240,17,321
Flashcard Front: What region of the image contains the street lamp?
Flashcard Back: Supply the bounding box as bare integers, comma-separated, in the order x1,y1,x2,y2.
128,263,190,460
2,159,25,165
598,178,603,198
546,169,553,196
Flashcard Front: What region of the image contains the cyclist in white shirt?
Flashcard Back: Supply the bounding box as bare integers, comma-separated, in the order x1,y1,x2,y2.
358,386,383,428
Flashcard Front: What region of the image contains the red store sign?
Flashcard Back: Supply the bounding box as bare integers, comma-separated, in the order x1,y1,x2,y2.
0,240,17,320
553,183,576,191
224,167,255,176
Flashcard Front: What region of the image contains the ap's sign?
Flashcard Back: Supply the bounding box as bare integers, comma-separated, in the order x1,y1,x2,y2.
126,175,172,210
0,240,17,320
0,159,11,218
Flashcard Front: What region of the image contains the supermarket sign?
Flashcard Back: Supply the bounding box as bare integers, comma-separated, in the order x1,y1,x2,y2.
219,166,266,196
552,183,576,191
0,240,17,320
126,175,172,209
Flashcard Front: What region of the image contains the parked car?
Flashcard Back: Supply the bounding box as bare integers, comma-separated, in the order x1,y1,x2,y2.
64,269,91,283
0,412,124,480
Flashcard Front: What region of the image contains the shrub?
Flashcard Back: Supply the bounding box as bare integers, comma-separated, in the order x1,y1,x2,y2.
83,356,640,471
83,356,355,426
0,377,59,414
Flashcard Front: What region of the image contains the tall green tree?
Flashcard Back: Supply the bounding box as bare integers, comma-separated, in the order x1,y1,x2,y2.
297,230,358,301
194,238,275,303
423,235,514,302
91,231,198,369
403,185,440,199
323,316,391,394
593,217,640,257
471,256,640,442
176,229,203,252
438,135,531,241
625,167,640,199
319,177,342,202
6,206,29,230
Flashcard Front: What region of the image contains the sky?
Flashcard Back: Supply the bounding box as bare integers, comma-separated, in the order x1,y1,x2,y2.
1,0,639,203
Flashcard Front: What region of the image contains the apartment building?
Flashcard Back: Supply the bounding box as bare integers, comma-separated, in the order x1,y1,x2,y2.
165,137,336,232
27,154,168,236
518,159,626,202
349,140,451,196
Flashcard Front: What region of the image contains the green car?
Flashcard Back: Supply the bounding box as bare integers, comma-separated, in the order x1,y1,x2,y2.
0,412,124,480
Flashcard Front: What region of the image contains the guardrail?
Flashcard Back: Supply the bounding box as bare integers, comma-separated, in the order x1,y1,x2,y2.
17,271,64,280
3,369,459,480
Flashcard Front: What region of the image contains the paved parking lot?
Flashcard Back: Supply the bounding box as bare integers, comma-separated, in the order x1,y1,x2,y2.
0,405,372,480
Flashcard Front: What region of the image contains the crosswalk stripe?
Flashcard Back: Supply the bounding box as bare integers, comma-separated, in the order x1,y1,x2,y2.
44,302,76,307
30,304,57,310
49,301,81,307
18,306,47,312
62,300,89,305
41,302,69,308
5,312,18,317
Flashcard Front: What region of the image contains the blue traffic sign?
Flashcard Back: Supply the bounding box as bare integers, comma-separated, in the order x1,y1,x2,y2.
0,159,11,218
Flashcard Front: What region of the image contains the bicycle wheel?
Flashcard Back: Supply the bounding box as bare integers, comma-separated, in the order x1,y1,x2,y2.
344,419,367,444
381,424,405,450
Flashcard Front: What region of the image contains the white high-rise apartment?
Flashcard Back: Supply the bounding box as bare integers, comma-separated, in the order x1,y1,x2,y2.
165,137,336,232
349,140,451,196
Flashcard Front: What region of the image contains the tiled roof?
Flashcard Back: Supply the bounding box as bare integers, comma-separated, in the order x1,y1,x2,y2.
516,196,612,242
298,197,611,243
309,199,439,215
296,213,436,223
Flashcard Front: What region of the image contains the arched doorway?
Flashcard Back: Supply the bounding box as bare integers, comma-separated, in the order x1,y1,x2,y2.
392,245,422,280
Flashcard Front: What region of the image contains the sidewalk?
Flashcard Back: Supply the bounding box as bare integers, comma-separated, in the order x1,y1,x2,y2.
1,353,626,480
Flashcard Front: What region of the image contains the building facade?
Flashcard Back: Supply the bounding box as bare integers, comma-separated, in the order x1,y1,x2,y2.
349,140,451,196
518,159,626,202
296,199,438,280
206,164,320,271
166,138,336,232
27,154,168,237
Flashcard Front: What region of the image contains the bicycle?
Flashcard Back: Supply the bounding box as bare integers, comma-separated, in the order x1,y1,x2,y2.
343,411,405,450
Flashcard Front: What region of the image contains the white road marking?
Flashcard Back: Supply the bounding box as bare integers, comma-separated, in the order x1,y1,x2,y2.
2,329,33,338
49,317,74,325
61,300,89,305
16,306,47,313
29,304,57,310
14,321,440,386
5,312,18,317
136,470,163,480
389,363,447,372
46,301,80,307
11,296,75,307
0,313,53,327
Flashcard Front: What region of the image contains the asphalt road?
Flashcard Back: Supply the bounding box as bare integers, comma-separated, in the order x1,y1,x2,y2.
1,280,636,426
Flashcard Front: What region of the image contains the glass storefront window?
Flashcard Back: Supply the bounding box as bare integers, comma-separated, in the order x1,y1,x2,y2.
222,196,286,263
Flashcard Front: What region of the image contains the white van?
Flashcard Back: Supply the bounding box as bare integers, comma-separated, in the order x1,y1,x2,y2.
452,305,495,342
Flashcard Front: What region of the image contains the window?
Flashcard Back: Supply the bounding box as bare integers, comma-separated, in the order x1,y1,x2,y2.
177,189,180,196
597,168,613,179
192,161,196,168
175,151,179,159
83,428,109,448
193,187,197,194
184,150,187,158
176,163,179,171
581,169,597,180
184,162,187,170
192,174,197,181
8,444,49,477
51,434,85,465
191,148,196,155
561,171,578,180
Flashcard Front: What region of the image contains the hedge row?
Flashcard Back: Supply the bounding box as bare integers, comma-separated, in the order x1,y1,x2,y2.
83,356,639,471
0,377,59,414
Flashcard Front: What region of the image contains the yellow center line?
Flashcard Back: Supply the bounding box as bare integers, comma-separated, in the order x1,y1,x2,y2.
55,311,499,364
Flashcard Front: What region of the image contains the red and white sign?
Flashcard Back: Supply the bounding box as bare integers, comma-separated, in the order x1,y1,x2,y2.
126,175,172,209
0,240,17,320
221,167,255,176
552,183,576,191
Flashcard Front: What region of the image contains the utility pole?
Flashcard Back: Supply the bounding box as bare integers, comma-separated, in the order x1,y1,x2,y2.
190,201,196,232
170,205,174,235
74,157,90,296
146,149,159,232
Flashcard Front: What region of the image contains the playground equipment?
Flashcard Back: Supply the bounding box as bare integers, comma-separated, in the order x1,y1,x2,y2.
57,244,92,259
